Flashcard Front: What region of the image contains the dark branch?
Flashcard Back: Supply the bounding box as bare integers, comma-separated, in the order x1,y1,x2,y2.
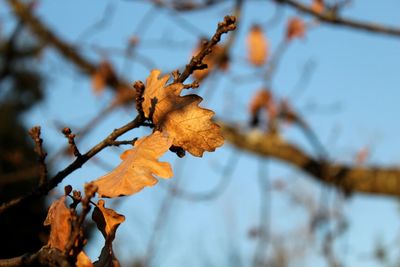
219,120,400,197
6,0,133,100
175,15,236,83
62,128,81,158
0,247,71,267
28,126,48,186
0,115,144,215
273,0,400,38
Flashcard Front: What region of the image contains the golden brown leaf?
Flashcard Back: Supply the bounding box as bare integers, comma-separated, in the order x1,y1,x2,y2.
92,200,125,267
286,17,306,41
143,69,224,157
76,251,93,267
92,200,125,241
91,60,117,95
92,131,173,198
43,196,71,251
311,0,324,14
246,25,269,66
249,89,273,116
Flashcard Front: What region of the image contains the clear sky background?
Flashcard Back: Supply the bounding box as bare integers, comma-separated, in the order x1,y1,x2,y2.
2,0,400,266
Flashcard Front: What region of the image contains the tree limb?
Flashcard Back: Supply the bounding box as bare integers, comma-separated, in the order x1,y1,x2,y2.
6,0,130,92
0,116,144,215
0,247,71,267
219,121,400,197
273,0,400,38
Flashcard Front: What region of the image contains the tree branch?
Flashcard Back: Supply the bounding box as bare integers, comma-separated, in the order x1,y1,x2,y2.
219,121,400,197
273,0,400,38
175,15,236,83
6,0,131,93
0,116,144,215
0,247,71,267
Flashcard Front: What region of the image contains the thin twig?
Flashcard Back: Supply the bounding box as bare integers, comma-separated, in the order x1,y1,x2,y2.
273,0,400,38
28,126,48,186
175,15,237,83
64,184,97,261
0,115,144,215
62,128,81,158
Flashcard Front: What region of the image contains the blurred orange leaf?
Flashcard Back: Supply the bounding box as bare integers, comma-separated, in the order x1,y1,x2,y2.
249,89,273,116
43,196,71,251
286,17,306,41
92,131,173,198
91,60,117,95
143,69,224,157
246,24,268,66
311,0,324,13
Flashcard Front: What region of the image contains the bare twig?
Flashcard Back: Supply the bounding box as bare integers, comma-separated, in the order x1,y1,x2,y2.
62,128,81,158
0,115,144,215
273,0,400,38
133,80,145,119
169,150,239,201
149,0,228,11
28,126,48,186
109,138,138,147
64,184,97,261
6,0,133,100
175,15,237,83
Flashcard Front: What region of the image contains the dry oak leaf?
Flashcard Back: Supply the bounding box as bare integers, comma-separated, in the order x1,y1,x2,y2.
249,89,273,116
311,0,324,14
92,200,125,242
143,69,224,157
91,60,117,95
246,25,269,66
92,200,125,267
92,131,173,198
43,196,71,251
76,251,93,267
286,17,306,41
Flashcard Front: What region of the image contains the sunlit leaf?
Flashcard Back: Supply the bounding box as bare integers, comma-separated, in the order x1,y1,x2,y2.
92,131,173,198
143,69,224,157
246,24,268,66
43,196,71,251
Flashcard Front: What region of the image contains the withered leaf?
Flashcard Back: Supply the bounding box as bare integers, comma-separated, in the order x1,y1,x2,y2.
311,0,324,14
249,89,277,127
92,131,173,198
143,69,224,157
286,17,306,41
76,251,93,267
246,25,268,66
91,60,117,95
249,89,273,116
92,200,125,242
43,196,71,251
92,200,125,267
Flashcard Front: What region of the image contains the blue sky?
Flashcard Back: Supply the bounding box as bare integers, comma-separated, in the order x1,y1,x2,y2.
2,0,400,266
